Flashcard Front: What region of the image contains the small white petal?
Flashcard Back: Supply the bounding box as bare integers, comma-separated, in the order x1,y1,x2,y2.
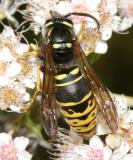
103,146,112,160
14,137,29,151
0,75,9,86
120,154,133,160
111,15,121,31
120,110,133,129
10,105,20,112
0,47,13,62
106,2,117,15
113,138,130,156
23,78,35,89
95,41,108,54
0,133,11,146
73,23,81,35
119,17,133,31
6,62,21,77
17,151,32,160
113,94,128,115
111,151,124,160
15,43,29,55
89,135,104,149
57,1,71,15
101,28,112,41
96,112,111,135
22,93,30,102
105,134,121,150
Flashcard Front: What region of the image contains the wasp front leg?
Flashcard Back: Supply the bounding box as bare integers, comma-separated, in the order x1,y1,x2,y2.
19,43,42,113
20,64,42,113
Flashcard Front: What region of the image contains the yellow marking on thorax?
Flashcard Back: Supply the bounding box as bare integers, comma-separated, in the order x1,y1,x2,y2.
56,91,92,106
47,28,53,37
63,21,73,28
55,75,83,87
45,21,53,27
65,107,97,126
70,67,79,75
53,43,61,49
66,43,72,48
54,74,67,80
61,98,96,118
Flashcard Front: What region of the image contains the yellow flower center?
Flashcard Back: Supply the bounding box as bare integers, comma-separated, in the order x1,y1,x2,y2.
0,62,7,74
4,88,18,105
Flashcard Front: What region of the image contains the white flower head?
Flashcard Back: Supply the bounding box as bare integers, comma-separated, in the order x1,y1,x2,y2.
0,0,28,26
0,132,32,160
116,0,133,31
118,0,133,19
0,26,31,86
0,82,30,112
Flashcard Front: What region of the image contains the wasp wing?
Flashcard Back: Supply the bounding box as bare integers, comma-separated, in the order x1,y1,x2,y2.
41,43,58,138
74,41,118,132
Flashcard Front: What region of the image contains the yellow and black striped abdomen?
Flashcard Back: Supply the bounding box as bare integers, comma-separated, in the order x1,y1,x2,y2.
55,66,97,138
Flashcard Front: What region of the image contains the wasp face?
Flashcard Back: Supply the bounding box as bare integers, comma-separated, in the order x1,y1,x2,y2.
45,18,75,64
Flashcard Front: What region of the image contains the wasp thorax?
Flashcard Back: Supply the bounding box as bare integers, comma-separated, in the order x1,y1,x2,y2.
45,18,74,64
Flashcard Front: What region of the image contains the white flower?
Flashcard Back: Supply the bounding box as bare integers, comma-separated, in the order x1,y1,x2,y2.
0,26,30,86
0,0,28,26
116,0,133,31
0,25,39,88
0,61,21,87
0,132,32,160
0,26,29,59
94,40,108,54
0,82,30,112
18,55,39,89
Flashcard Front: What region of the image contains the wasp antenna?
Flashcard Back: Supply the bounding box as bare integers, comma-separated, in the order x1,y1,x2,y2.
0,21,7,30
64,12,100,29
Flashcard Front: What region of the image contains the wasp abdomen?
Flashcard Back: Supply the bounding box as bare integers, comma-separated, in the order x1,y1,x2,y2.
55,66,97,138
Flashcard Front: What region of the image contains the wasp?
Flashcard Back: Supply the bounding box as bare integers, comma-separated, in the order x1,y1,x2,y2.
40,12,118,139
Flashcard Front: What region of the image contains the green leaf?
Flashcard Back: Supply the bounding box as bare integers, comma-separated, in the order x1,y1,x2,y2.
88,53,102,64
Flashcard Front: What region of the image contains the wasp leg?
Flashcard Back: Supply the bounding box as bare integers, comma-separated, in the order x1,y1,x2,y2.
20,65,42,113
23,43,41,57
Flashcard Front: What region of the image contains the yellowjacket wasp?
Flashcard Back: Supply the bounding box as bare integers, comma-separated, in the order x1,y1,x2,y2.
39,12,118,139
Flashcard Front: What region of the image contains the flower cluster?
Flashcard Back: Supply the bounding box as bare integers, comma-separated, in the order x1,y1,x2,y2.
0,25,39,112
0,132,32,160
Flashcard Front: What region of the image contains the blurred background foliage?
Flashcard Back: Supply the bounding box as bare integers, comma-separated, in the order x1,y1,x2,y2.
94,27,133,96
